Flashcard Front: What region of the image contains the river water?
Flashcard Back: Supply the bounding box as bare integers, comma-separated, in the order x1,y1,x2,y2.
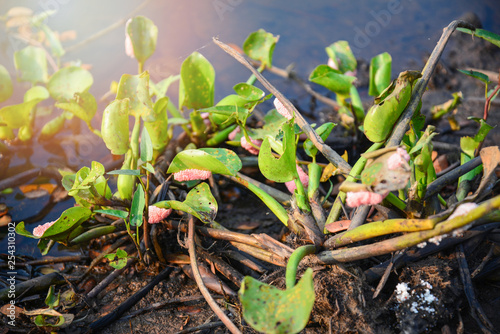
0,0,499,256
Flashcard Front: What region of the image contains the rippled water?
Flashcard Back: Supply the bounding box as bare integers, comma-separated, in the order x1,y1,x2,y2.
0,0,498,256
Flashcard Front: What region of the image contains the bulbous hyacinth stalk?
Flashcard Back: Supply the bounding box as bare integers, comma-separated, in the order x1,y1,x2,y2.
273,98,293,120
124,19,135,58
148,206,172,224
173,169,212,182
285,165,309,193
346,191,387,207
240,136,262,155
33,221,55,237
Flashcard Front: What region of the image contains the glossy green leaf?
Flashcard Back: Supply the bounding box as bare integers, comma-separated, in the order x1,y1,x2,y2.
15,207,92,241
130,186,145,227
40,113,66,140
140,126,153,163
24,85,49,102
65,161,110,207
364,71,421,143
0,99,41,129
167,148,242,176
13,46,48,84
369,52,392,96
258,121,297,182
309,64,355,95
304,122,336,158
0,65,13,102
233,82,265,100
101,98,130,155
55,91,97,123
107,169,141,176
45,285,60,308
116,72,153,119
199,105,249,124
239,268,315,334
325,40,357,73
243,29,278,68
457,69,491,84
126,16,158,64
18,125,32,141
154,182,217,224
0,125,15,140
94,209,129,219
179,52,215,110
47,66,93,101
105,249,129,270
458,27,500,48
144,96,169,155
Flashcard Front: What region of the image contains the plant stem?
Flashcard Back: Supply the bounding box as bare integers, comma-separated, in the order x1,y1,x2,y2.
233,175,289,226
317,194,500,263
285,245,316,289
187,215,242,334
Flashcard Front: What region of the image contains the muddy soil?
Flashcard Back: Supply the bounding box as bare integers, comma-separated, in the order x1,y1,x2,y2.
2,13,499,334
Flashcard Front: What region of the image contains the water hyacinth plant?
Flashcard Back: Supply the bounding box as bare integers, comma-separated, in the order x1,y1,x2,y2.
3,9,500,333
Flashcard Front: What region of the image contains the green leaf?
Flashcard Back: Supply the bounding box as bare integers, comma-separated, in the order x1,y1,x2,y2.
258,121,297,182
0,65,13,102
144,162,155,174
144,96,169,155
243,29,278,68
458,27,500,48
457,69,491,85
107,169,141,176
55,91,97,123
94,209,129,219
16,207,92,241
65,162,110,207
325,40,357,73
364,70,421,143
309,65,355,95
199,105,249,123
126,16,158,64
24,85,50,102
105,249,129,269
47,66,93,101
116,71,153,119
179,52,215,110
140,127,153,163
130,186,145,227
0,99,42,129
369,52,392,96
155,182,217,224
14,46,48,84
304,122,336,158
233,82,265,100
239,268,315,334
101,98,130,155
167,148,242,176
45,285,60,308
